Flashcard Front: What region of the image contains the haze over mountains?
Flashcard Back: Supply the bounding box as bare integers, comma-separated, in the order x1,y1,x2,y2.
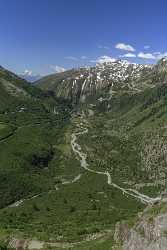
19,70,42,83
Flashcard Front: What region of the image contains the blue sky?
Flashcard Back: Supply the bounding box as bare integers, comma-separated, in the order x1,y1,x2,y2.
0,0,167,76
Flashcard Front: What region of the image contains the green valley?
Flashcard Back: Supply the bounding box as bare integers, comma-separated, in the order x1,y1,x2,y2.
1,59,167,249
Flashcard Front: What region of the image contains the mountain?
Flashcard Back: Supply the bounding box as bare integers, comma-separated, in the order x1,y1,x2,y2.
0,65,38,96
0,65,47,113
0,65,72,207
0,66,31,109
36,60,155,104
19,71,42,83
114,200,167,249
1,59,167,249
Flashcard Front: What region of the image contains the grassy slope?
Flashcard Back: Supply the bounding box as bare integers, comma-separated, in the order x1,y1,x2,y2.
0,68,73,210
0,96,72,207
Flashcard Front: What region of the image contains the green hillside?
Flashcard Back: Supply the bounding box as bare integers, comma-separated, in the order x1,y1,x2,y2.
1,62,167,249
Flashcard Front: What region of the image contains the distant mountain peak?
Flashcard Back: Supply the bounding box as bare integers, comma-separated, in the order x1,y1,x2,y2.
19,70,42,83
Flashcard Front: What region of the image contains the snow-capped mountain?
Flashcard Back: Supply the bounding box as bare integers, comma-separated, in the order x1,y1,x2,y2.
19,70,42,83
37,59,167,103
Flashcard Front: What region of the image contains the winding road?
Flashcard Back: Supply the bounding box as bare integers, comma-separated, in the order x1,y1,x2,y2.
71,120,161,205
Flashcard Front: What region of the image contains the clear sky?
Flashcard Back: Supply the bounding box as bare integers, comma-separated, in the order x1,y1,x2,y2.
0,0,167,76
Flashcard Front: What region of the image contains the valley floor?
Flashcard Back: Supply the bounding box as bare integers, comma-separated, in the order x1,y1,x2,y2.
71,115,161,205
1,104,167,249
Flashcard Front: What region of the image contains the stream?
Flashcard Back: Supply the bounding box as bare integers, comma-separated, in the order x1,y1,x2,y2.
71,121,161,205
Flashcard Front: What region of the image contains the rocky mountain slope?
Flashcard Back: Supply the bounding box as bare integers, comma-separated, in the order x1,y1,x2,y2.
37,59,167,105
37,58,167,107
114,201,167,250
36,60,154,102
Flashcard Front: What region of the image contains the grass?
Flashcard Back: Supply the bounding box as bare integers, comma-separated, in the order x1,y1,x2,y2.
2,68,167,248
48,235,116,250
0,170,143,242
0,123,15,140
